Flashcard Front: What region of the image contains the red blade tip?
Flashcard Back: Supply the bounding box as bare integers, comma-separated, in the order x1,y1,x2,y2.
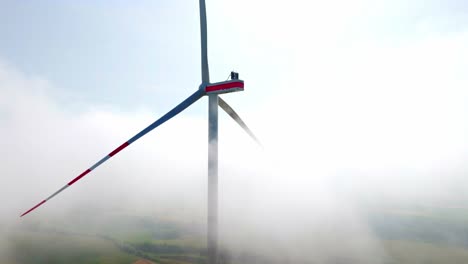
20,200,46,217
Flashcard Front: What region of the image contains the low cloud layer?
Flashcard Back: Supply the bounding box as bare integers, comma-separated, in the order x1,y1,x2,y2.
0,59,389,263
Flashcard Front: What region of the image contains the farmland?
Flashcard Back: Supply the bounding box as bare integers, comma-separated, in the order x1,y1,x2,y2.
5,204,468,263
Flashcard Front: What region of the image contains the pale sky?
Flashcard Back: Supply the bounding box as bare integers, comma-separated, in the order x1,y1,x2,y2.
1,0,467,109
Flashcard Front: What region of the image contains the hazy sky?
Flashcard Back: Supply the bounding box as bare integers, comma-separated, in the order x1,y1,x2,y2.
1,0,468,261
1,0,468,209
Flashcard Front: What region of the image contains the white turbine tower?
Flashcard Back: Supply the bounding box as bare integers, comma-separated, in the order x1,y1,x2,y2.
20,1,259,263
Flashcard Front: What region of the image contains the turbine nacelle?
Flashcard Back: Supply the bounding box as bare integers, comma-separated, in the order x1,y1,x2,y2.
204,79,244,95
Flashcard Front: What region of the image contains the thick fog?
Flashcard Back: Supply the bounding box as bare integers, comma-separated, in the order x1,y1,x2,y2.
2,0,468,263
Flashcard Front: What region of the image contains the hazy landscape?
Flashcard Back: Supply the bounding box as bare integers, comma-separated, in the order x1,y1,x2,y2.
5,201,468,264
2,0,468,263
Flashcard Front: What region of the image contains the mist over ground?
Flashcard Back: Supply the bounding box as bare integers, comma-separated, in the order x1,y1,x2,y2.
2,0,468,263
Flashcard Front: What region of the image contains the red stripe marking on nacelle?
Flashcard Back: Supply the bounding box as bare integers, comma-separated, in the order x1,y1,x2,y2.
109,142,130,157
68,169,92,186
205,81,244,93
20,200,46,217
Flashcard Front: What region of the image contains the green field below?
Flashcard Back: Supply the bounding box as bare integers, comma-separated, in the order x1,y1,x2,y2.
6,205,468,264
383,240,468,264
3,213,207,264
6,231,137,264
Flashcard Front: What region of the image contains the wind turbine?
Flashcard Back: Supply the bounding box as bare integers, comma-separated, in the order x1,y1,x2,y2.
20,1,258,263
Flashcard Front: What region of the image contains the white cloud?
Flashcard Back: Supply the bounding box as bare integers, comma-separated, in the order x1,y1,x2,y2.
0,59,389,263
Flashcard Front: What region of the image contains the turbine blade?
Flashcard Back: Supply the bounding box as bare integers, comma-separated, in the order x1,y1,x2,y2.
199,0,209,83
218,97,262,147
20,89,204,217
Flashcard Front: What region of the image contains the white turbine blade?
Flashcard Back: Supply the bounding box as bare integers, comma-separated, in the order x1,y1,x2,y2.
20,89,204,217
218,97,262,147
199,0,209,83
